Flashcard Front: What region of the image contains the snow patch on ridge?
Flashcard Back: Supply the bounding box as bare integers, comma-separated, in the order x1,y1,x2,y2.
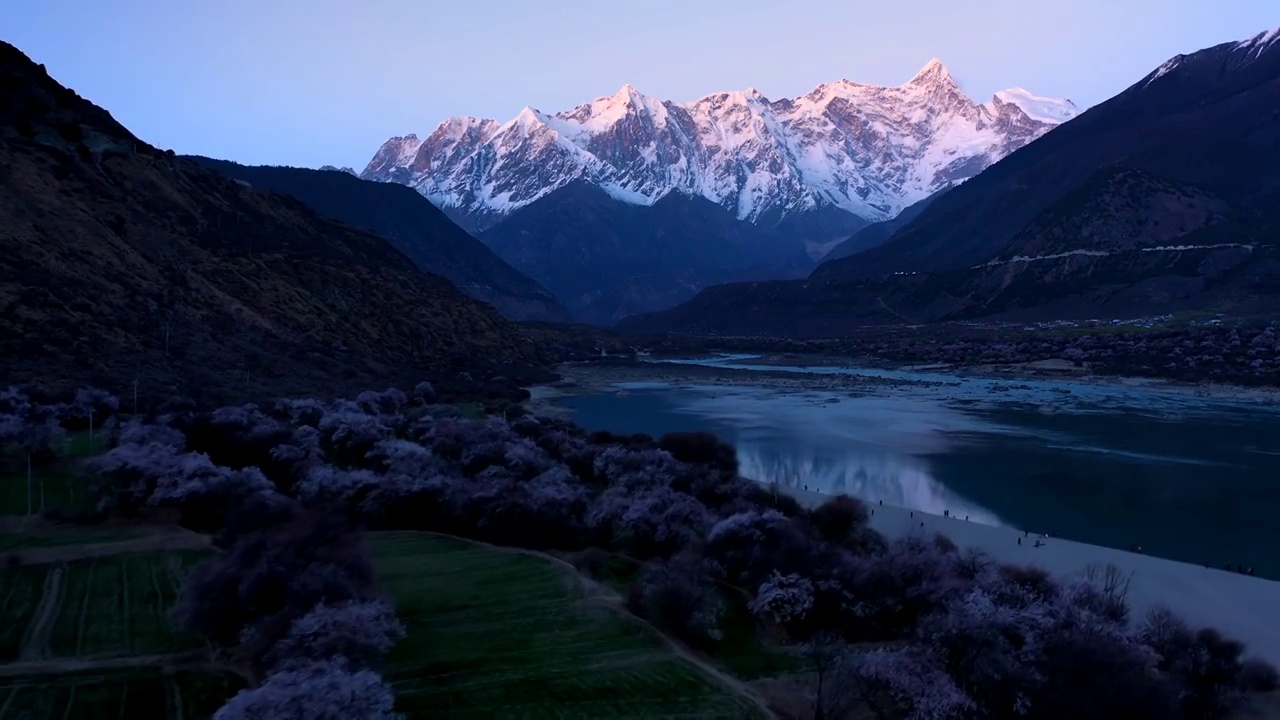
993,88,1082,124
1237,24,1280,56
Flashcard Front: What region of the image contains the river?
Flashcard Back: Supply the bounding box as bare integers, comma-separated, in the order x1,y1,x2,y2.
549,355,1280,579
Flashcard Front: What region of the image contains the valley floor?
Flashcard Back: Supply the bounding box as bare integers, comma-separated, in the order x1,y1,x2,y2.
0,521,770,719
0,523,239,719
371,531,767,719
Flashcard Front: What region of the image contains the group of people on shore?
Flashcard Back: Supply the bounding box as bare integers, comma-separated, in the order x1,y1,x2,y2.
848,498,1264,578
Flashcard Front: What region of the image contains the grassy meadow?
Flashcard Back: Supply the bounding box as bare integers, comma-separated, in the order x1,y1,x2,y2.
371,532,767,719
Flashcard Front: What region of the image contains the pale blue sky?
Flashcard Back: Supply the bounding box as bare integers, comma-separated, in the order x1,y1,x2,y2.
5,0,1276,170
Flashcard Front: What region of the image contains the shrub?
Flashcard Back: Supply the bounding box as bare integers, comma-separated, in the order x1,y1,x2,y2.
846,645,974,720
706,509,820,589
749,570,815,631
587,485,710,558
410,381,436,405
354,388,407,416
317,408,393,465
629,557,725,650
841,536,965,639
810,495,868,540
88,442,276,528
294,465,382,506
657,431,738,477
213,659,400,720
268,599,405,672
172,506,376,670
179,405,295,485
1238,658,1280,693
591,446,685,490
465,467,591,549
995,564,1059,606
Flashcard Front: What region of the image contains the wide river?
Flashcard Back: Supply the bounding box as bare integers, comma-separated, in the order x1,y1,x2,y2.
550,355,1280,579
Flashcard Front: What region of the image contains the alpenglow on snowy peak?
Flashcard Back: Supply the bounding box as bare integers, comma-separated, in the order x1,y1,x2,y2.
361,60,1080,229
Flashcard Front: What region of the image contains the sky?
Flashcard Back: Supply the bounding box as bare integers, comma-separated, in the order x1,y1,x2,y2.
5,0,1276,170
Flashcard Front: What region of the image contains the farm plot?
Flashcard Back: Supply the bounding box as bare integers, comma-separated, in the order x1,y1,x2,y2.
0,570,41,661
0,549,208,662
0,526,154,554
0,429,105,517
371,532,766,719
0,469,92,517
0,667,241,720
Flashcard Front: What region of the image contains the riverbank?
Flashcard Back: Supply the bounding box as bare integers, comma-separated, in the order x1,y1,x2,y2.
700,351,1280,403
779,486,1280,669
536,356,1280,408
527,356,1280,582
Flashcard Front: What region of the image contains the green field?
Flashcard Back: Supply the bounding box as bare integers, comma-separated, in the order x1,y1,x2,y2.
371,532,766,719
0,526,153,554
0,667,240,720
0,430,105,517
0,570,42,661
1,549,208,661
586,554,800,681
46,551,209,658
0,528,233,720
0,468,93,517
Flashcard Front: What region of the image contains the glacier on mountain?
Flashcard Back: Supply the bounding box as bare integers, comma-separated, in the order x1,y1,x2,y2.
361,60,1079,228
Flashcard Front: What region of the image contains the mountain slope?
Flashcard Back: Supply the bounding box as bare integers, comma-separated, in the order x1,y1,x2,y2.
622,28,1280,333
362,60,1078,233
480,182,814,325
819,186,952,263
361,61,1075,323
0,40,552,400
816,27,1280,281
184,157,571,323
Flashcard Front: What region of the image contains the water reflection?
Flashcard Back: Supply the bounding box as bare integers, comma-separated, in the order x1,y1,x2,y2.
734,440,1004,525
555,375,1280,577
573,383,1019,524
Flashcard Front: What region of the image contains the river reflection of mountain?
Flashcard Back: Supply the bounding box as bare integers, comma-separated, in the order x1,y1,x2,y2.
554,369,1280,579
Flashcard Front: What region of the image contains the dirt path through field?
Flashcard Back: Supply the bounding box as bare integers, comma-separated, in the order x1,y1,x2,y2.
18,566,64,660
12,530,211,566
0,650,226,679
408,532,777,719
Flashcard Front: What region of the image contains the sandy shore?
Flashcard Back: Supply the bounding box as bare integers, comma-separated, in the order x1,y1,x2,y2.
781,486,1280,668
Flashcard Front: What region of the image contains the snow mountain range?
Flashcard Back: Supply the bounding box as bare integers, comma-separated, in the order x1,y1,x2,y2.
620,24,1280,334
361,60,1080,232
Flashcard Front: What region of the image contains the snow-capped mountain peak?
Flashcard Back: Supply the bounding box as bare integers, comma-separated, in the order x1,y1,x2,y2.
362,61,1079,228
905,58,954,87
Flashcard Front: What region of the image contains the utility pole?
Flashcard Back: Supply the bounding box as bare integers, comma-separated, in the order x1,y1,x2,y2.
26,451,32,516
88,409,94,444
132,380,140,415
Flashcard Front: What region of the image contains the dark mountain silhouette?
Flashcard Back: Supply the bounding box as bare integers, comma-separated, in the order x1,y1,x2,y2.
186,157,571,323
622,30,1280,334
0,41,559,401
819,186,951,263
480,182,814,325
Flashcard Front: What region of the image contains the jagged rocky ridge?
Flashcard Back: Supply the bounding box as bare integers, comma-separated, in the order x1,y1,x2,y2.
361,60,1078,233
357,61,1075,324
